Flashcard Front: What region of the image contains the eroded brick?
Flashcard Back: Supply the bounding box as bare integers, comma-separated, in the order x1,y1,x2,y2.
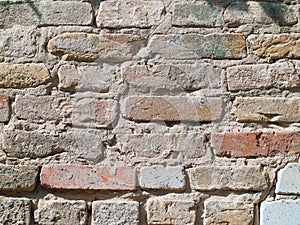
96,0,164,28
0,94,10,122
0,1,93,27
58,64,116,92
0,165,38,191
204,194,258,225
0,63,51,88
227,62,300,91
173,2,223,27
224,2,297,27
92,200,139,225
41,165,136,190
212,131,300,158
233,97,300,123
122,62,222,91
35,199,87,225
146,195,196,225
123,96,224,122
188,165,267,191
148,34,246,59
139,165,185,190
248,34,300,59
0,197,31,225
2,129,104,161
48,33,146,62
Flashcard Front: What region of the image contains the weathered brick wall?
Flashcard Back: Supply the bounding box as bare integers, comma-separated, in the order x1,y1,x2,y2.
0,0,299,224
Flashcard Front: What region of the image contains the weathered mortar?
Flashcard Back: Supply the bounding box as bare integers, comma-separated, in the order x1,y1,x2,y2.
0,0,300,224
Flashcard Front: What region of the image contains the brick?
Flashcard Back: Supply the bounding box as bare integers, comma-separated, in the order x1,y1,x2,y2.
0,197,31,225
224,2,297,27
120,132,206,159
15,95,61,122
122,62,222,91
139,166,185,190
96,0,164,28
0,1,92,27
48,33,145,62
146,195,196,225
188,165,267,191
123,97,224,122
148,34,246,59
204,194,257,225
0,165,38,191
58,64,116,92
275,163,300,194
248,33,300,59
41,165,136,190
0,28,36,60
35,199,87,225
260,200,300,225
172,2,223,27
0,94,10,122
2,129,104,161
92,200,139,225
0,63,51,88
212,131,300,158
71,98,118,129
227,62,300,91
233,97,300,123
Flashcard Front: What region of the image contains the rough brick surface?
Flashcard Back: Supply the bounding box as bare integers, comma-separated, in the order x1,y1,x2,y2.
71,98,118,129
139,166,185,190
173,2,223,27
148,34,246,59
40,165,136,190
35,199,87,225
224,2,297,27
0,28,37,60
233,97,300,123
227,62,300,91
260,200,300,225
212,131,300,158
188,166,267,191
146,195,196,225
248,34,300,59
122,62,222,91
0,197,31,225
0,94,10,122
48,33,145,62
123,96,224,122
2,129,104,160
58,64,116,92
97,0,164,28
0,1,93,27
275,163,300,194
120,132,206,160
0,165,38,191
15,95,62,122
0,63,51,88
92,200,139,225
204,194,258,225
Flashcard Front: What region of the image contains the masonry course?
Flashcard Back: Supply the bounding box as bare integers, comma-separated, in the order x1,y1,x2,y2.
1,0,300,224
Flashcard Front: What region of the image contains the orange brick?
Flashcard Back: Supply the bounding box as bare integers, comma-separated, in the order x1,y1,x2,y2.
40,165,137,190
212,131,300,158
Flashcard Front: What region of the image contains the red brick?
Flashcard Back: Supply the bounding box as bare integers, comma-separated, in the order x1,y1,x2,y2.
0,94,10,122
40,165,136,190
212,131,300,158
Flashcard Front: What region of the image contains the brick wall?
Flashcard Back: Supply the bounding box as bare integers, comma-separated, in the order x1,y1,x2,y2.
0,0,299,224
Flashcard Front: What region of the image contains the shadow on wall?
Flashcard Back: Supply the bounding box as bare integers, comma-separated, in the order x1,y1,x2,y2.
204,0,290,25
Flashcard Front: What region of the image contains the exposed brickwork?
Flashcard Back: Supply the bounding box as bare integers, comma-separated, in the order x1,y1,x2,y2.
1,0,300,224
